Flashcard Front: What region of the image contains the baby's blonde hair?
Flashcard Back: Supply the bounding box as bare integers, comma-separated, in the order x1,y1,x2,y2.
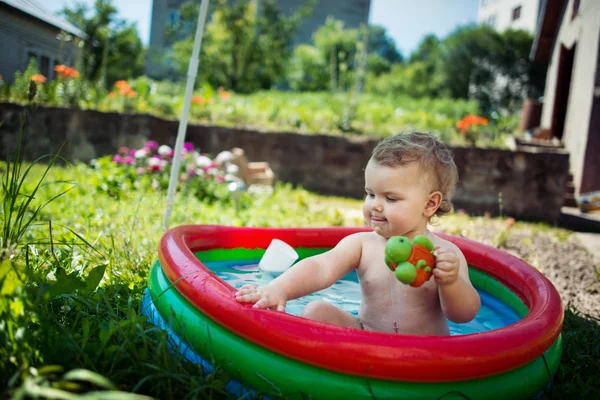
370,132,458,218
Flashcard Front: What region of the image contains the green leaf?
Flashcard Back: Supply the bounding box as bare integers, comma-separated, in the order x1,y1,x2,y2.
83,265,106,294
47,268,86,298
62,369,117,390
78,391,154,400
37,365,65,375
0,259,20,294
0,258,11,280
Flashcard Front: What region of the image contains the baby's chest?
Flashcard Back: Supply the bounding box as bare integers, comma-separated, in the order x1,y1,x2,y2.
358,262,439,301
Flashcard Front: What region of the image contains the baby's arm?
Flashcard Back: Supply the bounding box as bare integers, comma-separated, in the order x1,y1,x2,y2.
434,244,480,323
235,233,364,311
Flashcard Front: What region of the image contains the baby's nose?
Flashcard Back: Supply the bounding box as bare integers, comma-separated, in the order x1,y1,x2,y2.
371,199,383,211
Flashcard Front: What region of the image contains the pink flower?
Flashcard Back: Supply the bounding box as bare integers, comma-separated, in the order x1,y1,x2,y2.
129,149,137,156
202,162,218,171
183,142,195,152
118,146,129,155
215,176,225,183
146,140,159,150
123,156,134,165
136,167,145,174
113,155,122,163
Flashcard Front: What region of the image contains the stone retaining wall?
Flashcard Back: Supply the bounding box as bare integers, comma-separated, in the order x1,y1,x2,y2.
0,103,570,222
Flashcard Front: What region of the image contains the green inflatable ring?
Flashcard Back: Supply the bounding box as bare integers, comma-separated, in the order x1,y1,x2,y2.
148,260,562,400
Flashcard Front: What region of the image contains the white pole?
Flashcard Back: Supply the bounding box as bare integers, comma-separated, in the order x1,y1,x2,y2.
163,0,211,232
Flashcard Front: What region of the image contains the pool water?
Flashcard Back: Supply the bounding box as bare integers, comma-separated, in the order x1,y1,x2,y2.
210,261,522,336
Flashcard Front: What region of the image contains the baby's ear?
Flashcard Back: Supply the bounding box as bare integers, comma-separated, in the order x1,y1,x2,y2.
424,191,442,218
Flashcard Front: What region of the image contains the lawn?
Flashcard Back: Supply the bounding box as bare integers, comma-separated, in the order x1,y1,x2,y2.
1,160,599,399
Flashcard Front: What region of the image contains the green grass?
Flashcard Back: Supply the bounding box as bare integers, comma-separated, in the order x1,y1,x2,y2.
1,162,599,399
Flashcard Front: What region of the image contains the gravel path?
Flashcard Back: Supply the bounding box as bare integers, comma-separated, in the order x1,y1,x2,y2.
436,223,600,318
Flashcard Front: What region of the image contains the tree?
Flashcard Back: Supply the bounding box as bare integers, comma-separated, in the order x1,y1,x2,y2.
286,44,329,91
170,0,313,92
369,25,403,65
366,62,445,98
313,18,359,92
364,25,546,115
442,25,545,114
409,34,442,64
60,0,145,86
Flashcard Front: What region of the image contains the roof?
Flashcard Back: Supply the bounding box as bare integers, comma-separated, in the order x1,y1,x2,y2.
0,0,88,39
530,0,564,62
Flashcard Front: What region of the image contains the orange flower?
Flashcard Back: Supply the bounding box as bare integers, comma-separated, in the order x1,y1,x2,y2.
127,90,137,99
219,90,230,100
109,92,116,98
456,114,488,134
30,74,47,83
192,95,206,105
54,65,79,79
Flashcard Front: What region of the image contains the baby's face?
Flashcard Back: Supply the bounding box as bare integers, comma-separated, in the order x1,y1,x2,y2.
363,160,433,239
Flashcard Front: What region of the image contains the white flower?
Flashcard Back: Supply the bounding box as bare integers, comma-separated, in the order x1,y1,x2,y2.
226,164,239,174
195,168,205,176
215,151,233,165
206,167,219,176
195,155,212,168
147,157,162,167
135,149,148,158
158,145,172,156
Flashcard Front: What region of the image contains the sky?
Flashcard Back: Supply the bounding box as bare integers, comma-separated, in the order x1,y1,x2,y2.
44,0,480,57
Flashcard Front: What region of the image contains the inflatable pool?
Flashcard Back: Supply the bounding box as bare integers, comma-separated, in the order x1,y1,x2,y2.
143,225,563,400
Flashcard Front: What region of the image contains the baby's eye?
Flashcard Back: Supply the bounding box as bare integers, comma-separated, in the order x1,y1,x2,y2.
365,192,374,198
386,197,397,202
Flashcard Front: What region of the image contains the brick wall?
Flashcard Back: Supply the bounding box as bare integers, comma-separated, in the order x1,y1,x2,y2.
0,103,570,222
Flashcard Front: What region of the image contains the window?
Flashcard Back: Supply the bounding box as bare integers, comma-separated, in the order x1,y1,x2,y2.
40,56,50,78
23,49,55,79
168,9,180,25
486,14,497,27
512,5,521,21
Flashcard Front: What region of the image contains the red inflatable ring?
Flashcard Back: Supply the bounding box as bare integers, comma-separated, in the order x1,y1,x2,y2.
158,225,563,382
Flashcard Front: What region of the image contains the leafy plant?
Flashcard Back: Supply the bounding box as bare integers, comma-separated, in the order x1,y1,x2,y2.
1,120,72,253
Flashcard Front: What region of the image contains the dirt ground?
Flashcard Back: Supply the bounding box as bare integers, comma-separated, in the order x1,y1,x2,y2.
443,225,600,318
502,230,600,318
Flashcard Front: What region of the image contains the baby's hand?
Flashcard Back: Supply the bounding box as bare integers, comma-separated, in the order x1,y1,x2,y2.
433,247,460,286
234,284,287,311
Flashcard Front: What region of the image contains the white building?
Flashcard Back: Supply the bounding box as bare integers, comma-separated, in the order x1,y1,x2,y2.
478,0,543,33
531,0,600,195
